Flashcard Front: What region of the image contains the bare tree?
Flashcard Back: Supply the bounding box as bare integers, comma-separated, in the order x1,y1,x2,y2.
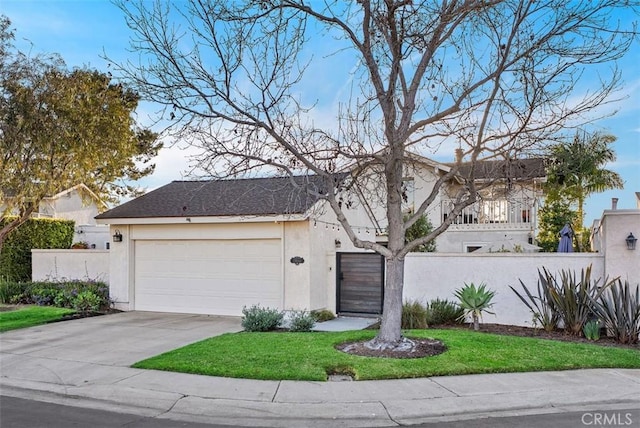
114,0,638,348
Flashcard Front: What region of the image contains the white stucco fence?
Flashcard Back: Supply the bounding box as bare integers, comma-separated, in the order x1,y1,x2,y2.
404,253,605,327
31,249,110,283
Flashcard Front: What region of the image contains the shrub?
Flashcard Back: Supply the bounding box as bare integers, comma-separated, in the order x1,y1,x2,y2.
1,280,110,311
0,217,74,282
288,310,316,332
544,266,612,336
310,309,335,322
426,298,464,326
454,283,496,331
404,214,437,253
73,290,102,314
510,275,560,332
31,284,61,306
582,320,601,341
0,279,29,304
241,305,283,332
589,279,640,344
402,300,428,329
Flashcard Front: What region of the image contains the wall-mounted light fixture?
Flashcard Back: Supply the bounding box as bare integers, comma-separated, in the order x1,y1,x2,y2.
335,239,342,249
113,229,123,243
625,232,637,250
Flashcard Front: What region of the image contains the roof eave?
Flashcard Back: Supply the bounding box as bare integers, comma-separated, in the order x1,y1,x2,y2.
95,213,309,225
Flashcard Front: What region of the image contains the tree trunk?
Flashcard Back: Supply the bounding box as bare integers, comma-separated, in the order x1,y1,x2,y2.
473,313,479,331
374,256,405,345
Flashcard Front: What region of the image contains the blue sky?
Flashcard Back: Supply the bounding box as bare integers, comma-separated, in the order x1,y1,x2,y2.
2,0,639,225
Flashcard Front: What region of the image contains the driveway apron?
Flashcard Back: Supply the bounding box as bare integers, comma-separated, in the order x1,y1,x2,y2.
0,312,241,390
1,311,242,366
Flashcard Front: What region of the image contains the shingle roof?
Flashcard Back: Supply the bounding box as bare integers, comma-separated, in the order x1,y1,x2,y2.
96,175,336,220
448,158,547,180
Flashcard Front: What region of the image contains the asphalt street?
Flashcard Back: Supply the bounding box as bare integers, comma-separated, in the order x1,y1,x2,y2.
2,396,639,428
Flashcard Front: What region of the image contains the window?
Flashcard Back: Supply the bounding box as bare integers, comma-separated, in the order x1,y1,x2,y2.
465,243,485,253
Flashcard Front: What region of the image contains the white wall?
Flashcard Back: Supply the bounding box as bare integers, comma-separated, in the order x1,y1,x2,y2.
599,209,640,285
73,225,110,249
32,249,109,283
404,253,604,327
282,221,312,311
436,228,534,253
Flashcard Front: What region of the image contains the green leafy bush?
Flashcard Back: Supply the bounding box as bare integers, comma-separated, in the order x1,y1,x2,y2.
426,298,464,326
310,309,335,322
454,283,496,331
402,300,428,329
589,279,640,344
73,290,102,314
288,310,316,332
0,217,74,282
0,279,110,311
241,305,283,332
404,214,437,252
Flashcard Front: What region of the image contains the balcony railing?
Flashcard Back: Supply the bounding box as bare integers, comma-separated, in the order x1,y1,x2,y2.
442,198,534,228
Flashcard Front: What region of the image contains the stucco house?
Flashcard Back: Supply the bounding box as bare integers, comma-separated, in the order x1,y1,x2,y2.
437,157,546,252
96,175,371,316
96,153,547,317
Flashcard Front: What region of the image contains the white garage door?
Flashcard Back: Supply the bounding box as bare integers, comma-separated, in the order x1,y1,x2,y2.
134,239,282,316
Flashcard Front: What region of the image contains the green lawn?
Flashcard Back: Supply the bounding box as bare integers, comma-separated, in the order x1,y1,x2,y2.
133,329,640,381
0,306,76,332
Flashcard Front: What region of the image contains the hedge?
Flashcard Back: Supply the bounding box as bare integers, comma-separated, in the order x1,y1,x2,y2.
0,217,75,282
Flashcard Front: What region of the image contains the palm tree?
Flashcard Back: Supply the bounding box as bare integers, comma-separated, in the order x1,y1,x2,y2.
546,131,624,250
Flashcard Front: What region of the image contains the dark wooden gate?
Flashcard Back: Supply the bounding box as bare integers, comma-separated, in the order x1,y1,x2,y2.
337,253,384,315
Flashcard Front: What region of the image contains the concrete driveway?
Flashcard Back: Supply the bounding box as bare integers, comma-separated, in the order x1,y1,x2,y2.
0,311,242,366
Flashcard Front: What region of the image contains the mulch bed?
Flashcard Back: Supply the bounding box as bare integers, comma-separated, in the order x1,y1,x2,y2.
336,337,447,359
467,323,639,350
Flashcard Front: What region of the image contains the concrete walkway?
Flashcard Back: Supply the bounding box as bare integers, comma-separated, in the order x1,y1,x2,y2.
1,312,639,427
313,316,379,332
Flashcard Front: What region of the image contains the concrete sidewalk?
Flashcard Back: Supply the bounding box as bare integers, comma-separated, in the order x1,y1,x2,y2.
1,312,639,427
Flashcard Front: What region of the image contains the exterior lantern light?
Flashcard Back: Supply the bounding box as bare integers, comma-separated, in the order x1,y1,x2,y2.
625,232,637,250
113,229,123,243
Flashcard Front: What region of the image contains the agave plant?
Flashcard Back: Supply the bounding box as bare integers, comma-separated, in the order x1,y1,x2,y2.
454,283,496,331
510,272,559,332
589,279,640,344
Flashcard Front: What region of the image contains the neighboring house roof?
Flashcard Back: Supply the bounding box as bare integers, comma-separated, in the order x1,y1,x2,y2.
349,150,452,176
96,175,336,220
43,184,108,209
403,151,452,174
2,183,107,211
448,158,547,181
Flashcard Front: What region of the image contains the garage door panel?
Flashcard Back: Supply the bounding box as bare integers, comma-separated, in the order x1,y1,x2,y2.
134,239,282,316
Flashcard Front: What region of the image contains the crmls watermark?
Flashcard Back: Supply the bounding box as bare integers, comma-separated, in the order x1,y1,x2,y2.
581,412,636,426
